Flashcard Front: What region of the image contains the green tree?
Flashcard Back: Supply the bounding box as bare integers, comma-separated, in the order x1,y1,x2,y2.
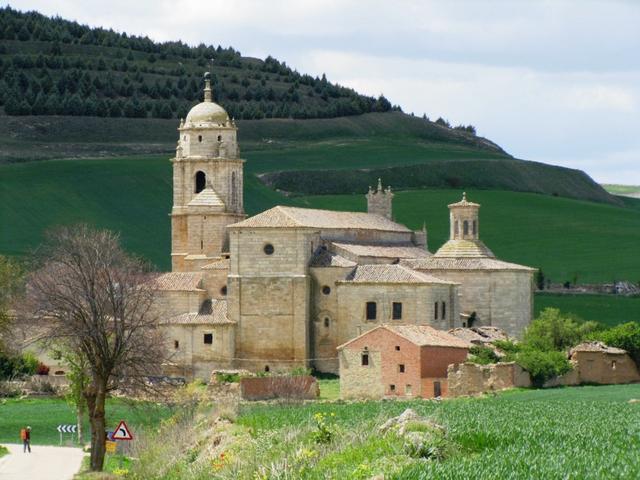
592,322,640,366
0,255,23,351
515,349,572,387
523,308,600,351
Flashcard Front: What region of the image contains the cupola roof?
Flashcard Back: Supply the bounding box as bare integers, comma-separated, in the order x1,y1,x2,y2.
185,72,230,125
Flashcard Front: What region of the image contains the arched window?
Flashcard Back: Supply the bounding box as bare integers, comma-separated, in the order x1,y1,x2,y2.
217,135,222,141
454,220,459,237
463,220,469,236
231,172,238,208
473,220,477,236
195,171,206,193
198,135,203,143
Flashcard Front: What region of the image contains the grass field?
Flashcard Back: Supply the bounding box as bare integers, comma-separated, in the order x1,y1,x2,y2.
603,184,640,197
535,293,640,326
0,397,171,446
226,384,640,479
2,155,639,286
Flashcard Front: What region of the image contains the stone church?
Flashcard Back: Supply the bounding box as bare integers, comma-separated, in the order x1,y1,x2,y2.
155,74,535,379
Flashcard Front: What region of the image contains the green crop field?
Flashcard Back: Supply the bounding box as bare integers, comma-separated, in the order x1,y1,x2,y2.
535,293,640,326
225,384,640,479
2,156,639,287
0,397,171,445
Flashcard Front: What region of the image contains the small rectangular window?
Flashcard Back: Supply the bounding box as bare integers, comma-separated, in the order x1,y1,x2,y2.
406,384,412,395
442,301,446,319
390,384,396,392
399,364,405,373
174,340,179,349
392,302,402,320
395,345,400,351
203,333,213,344
366,302,377,321
361,353,369,366
434,301,439,320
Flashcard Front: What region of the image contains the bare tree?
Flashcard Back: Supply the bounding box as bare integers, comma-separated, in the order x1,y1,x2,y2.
25,225,166,471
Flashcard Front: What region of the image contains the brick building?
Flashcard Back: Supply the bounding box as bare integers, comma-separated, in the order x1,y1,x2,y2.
338,324,470,399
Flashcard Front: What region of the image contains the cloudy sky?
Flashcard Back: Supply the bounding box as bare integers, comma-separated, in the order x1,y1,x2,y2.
10,0,640,184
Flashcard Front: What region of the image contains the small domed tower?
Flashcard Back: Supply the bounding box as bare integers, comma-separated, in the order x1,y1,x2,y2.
366,178,394,219
434,192,494,257
170,73,245,272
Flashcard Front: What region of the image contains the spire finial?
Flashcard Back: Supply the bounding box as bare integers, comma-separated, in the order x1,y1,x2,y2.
462,191,467,202
203,72,212,102
377,178,383,192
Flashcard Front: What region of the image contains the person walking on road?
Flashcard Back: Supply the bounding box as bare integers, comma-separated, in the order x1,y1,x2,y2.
20,426,31,453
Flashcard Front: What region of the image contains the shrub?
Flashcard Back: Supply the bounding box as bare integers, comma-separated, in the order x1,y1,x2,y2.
515,349,572,387
524,308,601,351
468,345,500,365
215,372,240,383
591,322,640,366
311,412,335,444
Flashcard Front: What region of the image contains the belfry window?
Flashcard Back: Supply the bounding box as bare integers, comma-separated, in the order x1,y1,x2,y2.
195,171,206,193
473,220,477,236
463,220,469,236
198,135,203,142
454,220,459,237
231,172,238,208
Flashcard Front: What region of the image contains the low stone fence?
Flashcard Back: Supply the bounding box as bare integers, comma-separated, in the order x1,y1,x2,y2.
447,362,531,397
240,375,319,401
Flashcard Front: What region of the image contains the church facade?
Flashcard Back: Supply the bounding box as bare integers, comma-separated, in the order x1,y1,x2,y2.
155,76,535,379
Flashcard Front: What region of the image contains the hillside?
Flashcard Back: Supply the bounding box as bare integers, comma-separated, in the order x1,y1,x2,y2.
0,6,399,120
2,154,639,286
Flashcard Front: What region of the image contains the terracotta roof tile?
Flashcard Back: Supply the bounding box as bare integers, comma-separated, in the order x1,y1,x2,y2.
229,206,411,233
160,300,232,325
338,324,470,349
340,264,455,285
570,341,627,355
201,258,230,270
403,256,534,271
152,272,204,291
309,248,357,268
332,242,431,260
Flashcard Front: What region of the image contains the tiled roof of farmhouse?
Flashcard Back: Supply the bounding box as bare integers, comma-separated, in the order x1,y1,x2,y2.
228,206,412,232
331,242,431,259
340,264,455,285
448,326,510,344
160,300,232,325
201,257,230,270
152,272,204,291
338,324,470,350
309,248,357,268
402,256,535,271
569,341,627,355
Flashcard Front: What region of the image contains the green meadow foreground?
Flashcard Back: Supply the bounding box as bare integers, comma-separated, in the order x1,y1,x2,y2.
3,385,639,479
65,383,640,479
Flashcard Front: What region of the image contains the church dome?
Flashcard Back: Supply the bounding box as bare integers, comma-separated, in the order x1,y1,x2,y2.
185,101,229,124
184,72,230,125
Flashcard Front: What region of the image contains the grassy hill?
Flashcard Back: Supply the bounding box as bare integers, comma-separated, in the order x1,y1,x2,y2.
2,154,639,287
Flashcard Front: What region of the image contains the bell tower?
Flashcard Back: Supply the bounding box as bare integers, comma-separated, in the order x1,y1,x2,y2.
448,192,479,241
366,178,394,219
170,73,245,272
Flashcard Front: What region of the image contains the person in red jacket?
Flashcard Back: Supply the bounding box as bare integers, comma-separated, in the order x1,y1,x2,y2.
20,426,31,453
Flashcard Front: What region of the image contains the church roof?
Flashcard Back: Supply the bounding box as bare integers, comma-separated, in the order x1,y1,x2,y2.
185,101,230,125
340,264,455,285
160,300,233,325
403,256,534,271
432,239,496,258
448,192,480,208
188,187,226,209
228,206,411,232
202,257,230,270
152,272,204,291
309,248,357,268
331,242,431,260
338,324,471,350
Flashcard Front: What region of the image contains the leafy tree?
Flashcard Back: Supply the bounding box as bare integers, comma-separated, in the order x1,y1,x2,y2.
0,255,23,351
468,345,500,365
523,308,601,351
515,349,572,387
25,225,166,471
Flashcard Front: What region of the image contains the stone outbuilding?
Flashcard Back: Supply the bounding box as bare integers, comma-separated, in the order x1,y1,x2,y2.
568,341,640,385
338,324,470,400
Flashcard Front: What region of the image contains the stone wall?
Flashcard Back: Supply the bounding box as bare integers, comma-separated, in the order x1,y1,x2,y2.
339,347,384,399
418,269,533,338
552,351,640,386
335,283,458,349
240,375,319,401
447,362,531,397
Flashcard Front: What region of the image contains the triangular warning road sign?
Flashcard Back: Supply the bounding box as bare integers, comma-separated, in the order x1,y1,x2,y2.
112,420,133,440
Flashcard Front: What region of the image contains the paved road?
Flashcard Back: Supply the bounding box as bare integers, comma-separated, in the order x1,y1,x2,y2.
0,444,84,480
